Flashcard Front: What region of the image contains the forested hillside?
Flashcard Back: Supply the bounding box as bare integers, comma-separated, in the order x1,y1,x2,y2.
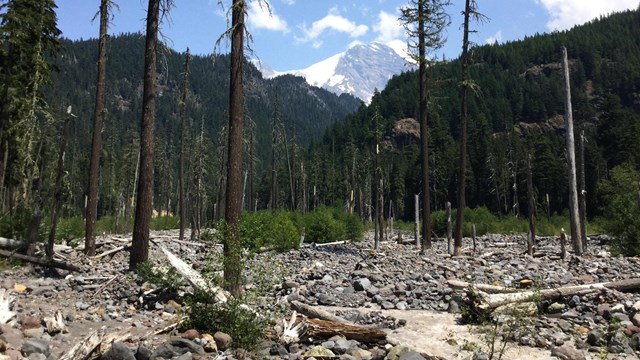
307,8,640,222
39,34,361,218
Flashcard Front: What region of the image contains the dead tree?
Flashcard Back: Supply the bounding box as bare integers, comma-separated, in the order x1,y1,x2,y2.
178,48,191,241
526,152,535,256
578,129,587,252
561,46,583,256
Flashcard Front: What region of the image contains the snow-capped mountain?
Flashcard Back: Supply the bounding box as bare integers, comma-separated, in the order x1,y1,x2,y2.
256,42,412,104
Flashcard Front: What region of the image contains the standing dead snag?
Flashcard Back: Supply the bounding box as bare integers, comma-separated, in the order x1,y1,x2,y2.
561,46,583,256
526,152,535,256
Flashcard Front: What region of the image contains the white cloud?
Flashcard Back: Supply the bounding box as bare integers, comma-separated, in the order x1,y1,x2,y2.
296,8,369,45
538,0,638,31
247,1,289,32
373,10,403,44
281,0,295,5
486,30,502,45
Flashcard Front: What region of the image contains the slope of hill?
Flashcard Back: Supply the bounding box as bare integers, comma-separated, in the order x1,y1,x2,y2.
42,33,362,216
258,42,412,103
306,8,640,221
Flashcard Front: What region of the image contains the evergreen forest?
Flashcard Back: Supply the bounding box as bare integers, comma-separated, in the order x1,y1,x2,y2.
1,1,640,256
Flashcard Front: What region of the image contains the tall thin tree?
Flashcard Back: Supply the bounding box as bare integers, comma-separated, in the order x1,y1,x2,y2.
454,0,485,256
561,46,583,256
223,0,247,296
178,48,191,241
130,0,161,270
85,0,114,256
401,0,450,253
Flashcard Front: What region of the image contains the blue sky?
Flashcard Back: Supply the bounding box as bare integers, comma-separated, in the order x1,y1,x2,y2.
56,0,639,72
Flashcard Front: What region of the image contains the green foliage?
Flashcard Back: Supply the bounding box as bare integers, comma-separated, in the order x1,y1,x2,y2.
0,205,32,240
150,215,180,231
331,208,364,241
600,164,640,256
95,215,134,235
136,260,184,292
303,207,351,243
239,211,299,252
55,216,84,243
185,297,269,350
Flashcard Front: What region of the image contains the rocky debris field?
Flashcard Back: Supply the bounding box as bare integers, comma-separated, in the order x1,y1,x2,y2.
1,230,640,360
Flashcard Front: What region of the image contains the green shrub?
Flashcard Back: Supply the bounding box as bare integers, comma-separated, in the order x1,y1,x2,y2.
185,296,268,350
151,215,179,231
56,216,85,243
600,164,640,256
0,205,32,240
331,208,364,241
137,260,184,292
304,207,347,243
96,215,134,234
239,211,299,252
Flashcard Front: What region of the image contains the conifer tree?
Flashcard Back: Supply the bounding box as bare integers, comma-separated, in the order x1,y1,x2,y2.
401,0,451,252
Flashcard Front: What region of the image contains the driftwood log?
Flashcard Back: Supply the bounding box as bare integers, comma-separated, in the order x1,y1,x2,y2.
303,317,386,343
0,237,23,249
290,301,348,323
0,249,81,272
44,310,67,334
446,279,519,294
58,327,106,360
473,278,640,311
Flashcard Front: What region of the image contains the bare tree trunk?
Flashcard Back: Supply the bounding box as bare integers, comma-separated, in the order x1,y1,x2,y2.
223,0,246,297
414,194,420,248
47,114,71,260
578,129,587,252
561,46,583,256
454,0,472,256
84,0,109,256
526,152,535,256
418,0,432,253
560,228,566,259
378,178,384,244
446,201,452,255
178,49,190,241
130,0,160,270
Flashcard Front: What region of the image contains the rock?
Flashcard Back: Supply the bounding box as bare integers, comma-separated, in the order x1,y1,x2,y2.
354,278,372,291
213,331,233,350
169,337,205,355
568,295,580,307
27,354,46,360
304,345,335,357
21,339,50,357
631,333,640,350
395,301,407,310
608,330,633,354
611,312,630,323
472,351,489,360
173,353,192,360
0,339,6,352
386,344,410,360
182,329,199,340
101,342,135,360
550,344,586,360
13,284,28,293
317,293,337,305
347,347,372,359
135,344,152,360
22,327,44,338
398,351,425,360
548,302,565,313
270,343,289,357
447,300,460,313
150,343,179,359
632,313,640,327
586,330,605,346
201,333,217,352
381,301,395,310
333,338,354,354
21,316,41,330
631,301,640,312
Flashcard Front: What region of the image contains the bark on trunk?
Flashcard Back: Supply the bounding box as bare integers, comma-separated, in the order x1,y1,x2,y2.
527,152,535,256
47,115,71,260
131,0,160,270
418,0,431,253
85,0,109,256
223,0,246,297
178,49,190,241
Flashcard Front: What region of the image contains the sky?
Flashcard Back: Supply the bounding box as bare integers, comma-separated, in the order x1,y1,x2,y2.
56,0,640,72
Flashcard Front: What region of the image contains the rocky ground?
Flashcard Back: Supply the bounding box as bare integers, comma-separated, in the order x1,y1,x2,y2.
1,229,640,360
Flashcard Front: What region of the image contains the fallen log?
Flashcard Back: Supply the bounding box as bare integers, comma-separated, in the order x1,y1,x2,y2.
93,245,128,259
0,237,23,249
303,317,386,344
290,301,349,323
311,240,351,248
423,257,456,274
0,249,81,272
154,242,227,303
58,327,106,360
474,278,640,311
446,279,519,294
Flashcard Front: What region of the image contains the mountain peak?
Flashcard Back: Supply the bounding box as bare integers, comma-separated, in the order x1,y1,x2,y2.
256,42,411,103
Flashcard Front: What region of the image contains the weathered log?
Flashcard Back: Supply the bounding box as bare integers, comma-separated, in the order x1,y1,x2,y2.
44,310,67,334
290,301,348,323
312,240,351,248
0,249,81,272
0,288,15,323
155,242,227,303
303,317,386,343
58,327,106,360
93,245,128,259
93,275,119,297
445,279,519,294
0,237,23,249
474,278,640,311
